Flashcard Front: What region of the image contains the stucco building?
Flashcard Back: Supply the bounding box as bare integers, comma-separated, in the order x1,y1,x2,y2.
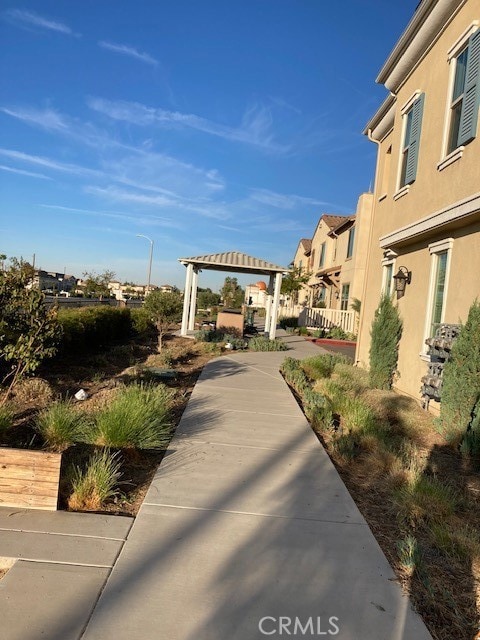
292,193,373,313
356,0,480,409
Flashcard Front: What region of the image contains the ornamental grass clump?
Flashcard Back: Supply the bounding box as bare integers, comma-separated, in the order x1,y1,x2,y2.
68,449,122,511
369,293,403,390
248,336,288,351
301,354,348,381
93,383,174,450
36,400,89,451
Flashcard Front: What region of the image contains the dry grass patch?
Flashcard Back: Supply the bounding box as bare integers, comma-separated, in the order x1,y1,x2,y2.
67,449,122,511
10,378,54,409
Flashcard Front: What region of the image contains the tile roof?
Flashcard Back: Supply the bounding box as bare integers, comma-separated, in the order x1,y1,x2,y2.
178,251,288,274
321,214,349,230
331,214,356,234
300,238,312,253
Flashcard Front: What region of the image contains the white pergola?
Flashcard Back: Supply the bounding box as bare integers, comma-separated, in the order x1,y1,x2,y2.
178,251,290,339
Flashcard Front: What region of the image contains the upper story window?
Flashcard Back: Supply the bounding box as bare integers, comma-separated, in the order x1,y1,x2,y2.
398,93,425,189
298,260,302,272
346,227,355,259
440,27,480,166
447,46,469,154
319,242,326,268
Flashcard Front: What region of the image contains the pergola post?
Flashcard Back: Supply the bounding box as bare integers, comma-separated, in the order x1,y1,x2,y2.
188,268,198,331
264,275,274,335
181,262,194,336
268,272,283,339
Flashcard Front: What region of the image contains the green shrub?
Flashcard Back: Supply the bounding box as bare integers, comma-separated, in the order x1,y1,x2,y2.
224,335,247,350
58,306,132,354
326,326,348,340
195,329,227,343
298,326,308,336
301,354,348,381
369,294,403,390
249,336,288,351
92,383,174,449
0,404,13,435
130,307,155,336
36,400,90,451
68,449,122,511
436,301,480,444
279,316,298,329
332,363,368,390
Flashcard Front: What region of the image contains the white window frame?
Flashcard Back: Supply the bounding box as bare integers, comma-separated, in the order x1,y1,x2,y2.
340,283,350,311
438,22,479,171
420,238,454,359
381,256,396,296
394,90,421,200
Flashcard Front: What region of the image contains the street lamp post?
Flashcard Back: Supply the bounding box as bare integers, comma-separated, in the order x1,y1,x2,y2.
136,234,154,295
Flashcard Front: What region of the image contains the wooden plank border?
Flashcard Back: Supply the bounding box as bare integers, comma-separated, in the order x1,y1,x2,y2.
0,449,61,510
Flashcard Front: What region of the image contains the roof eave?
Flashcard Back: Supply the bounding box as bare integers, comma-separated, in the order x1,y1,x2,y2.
376,0,464,91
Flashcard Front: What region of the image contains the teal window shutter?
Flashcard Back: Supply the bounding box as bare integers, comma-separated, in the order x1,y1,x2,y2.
404,92,425,185
458,30,480,146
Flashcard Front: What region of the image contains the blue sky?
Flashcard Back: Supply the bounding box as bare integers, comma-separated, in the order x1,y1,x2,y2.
0,1,419,290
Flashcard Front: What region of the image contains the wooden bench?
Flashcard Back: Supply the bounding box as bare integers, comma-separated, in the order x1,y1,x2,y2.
0,448,61,510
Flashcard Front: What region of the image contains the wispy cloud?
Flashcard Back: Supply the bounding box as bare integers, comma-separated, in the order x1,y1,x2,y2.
98,41,158,66
84,185,228,220
0,148,102,179
0,105,227,198
249,188,344,211
4,9,79,37
87,97,287,153
39,204,183,229
0,164,53,180
1,106,68,131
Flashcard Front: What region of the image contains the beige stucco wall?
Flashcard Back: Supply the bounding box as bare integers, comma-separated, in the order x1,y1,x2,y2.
292,243,310,305
307,219,336,307
356,2,480,406
341,193,374,307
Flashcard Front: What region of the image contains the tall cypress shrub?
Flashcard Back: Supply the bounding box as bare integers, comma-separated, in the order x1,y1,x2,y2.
436,300,480,444
369,293,403,390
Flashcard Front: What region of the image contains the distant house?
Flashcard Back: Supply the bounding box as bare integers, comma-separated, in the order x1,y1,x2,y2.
244,281,268,308
355,0,480,409
29,270,77,294
292,193,373,311
291,239,312,305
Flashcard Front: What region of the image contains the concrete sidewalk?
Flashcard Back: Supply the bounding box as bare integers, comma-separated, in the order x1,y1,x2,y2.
79,333,432,640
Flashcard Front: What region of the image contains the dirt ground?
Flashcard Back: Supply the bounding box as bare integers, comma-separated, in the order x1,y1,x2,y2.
2,333,219,516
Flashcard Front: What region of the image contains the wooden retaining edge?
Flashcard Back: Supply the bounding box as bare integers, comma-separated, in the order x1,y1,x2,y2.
0,449,61,511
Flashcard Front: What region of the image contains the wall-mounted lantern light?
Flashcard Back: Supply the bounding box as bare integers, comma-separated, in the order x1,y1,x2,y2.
393,266,412,299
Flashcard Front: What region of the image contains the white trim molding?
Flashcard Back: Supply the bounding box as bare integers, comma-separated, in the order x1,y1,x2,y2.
428,237,454,254
380,191,480,248
393,185,410,201
447,21,479,60
437,146,465,171
421,237,454,356
401,90,422,115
